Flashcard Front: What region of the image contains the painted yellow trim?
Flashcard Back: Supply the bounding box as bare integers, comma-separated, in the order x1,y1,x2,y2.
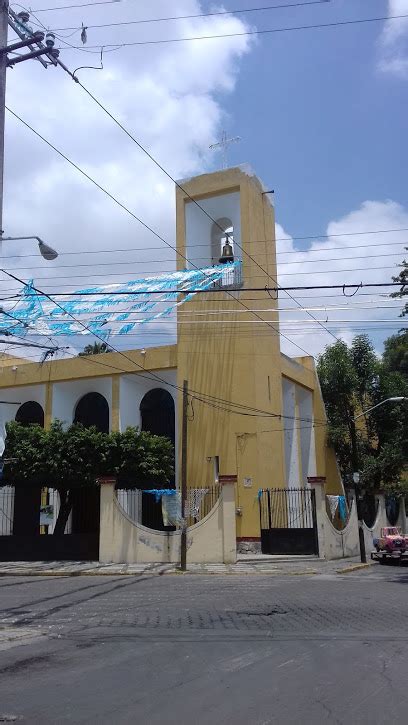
111,376,120,432
0,345,177,389
44,382,53,430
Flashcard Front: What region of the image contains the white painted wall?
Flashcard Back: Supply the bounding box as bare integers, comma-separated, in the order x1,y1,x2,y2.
0,385,46,429
282,380,317,489
185,191,242,268
52,378,112,429
119,370,177,430
282,380,301,488
99,481,236,564
297,387,316,485
324,498,360,559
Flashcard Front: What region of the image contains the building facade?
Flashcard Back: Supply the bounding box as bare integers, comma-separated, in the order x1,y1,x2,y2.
0,167,343,545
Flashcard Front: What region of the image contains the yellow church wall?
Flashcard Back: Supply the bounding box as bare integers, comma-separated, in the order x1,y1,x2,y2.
175,168,288,539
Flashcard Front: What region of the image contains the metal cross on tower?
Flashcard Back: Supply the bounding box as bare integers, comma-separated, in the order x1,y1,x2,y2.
209,130,241,169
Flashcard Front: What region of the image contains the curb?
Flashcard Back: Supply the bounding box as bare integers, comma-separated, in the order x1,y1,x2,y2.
0,567,322,578
336,563,371,574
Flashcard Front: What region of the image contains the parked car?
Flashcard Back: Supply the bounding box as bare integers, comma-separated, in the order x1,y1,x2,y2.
373,527,406,553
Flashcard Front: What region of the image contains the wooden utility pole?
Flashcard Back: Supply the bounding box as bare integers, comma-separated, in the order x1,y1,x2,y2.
350,420,367,563
180,379,188,571
0,1,9,237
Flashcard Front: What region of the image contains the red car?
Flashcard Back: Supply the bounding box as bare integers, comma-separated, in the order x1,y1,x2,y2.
373,527,406,553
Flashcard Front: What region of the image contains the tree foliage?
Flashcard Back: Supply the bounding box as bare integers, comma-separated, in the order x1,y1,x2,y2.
3,421,174,535
78,342,113,356
317,334,408,495
3,421,174,490
391,247,407,317
383,331,408,379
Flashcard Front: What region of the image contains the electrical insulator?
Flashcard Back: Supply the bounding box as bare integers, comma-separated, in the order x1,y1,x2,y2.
17,11,30,23
17,11,34,35
45,33,56,49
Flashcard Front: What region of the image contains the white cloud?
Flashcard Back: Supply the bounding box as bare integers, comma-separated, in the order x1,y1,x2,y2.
378,0,408,77
1,2,253,353
276,200,408,359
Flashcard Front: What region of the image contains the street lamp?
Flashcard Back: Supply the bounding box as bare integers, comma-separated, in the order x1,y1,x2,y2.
353,397,408,421
351,397,407,563
0,236,58,261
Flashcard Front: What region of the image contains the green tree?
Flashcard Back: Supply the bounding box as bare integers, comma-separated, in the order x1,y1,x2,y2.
391,247,407,316
3,421,174,534
382,331,408,378
317,335,408,495
78,342,112,356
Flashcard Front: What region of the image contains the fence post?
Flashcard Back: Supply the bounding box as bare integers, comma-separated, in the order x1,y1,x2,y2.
398,497,407,534
98,476,116,563
219,476,237,564
307,478,326,558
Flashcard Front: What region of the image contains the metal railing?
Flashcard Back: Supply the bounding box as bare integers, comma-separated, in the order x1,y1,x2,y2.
0,486,14,536
185,484,221,528
259,488,315,530
115,484,221,530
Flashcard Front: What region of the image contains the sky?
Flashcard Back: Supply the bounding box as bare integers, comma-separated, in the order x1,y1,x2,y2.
2,0,408,361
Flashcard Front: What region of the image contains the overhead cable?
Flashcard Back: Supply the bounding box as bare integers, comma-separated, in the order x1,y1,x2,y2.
48,1,331,31
52,13,408,51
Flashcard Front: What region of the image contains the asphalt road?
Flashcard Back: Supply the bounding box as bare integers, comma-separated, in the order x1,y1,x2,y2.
0,564,407,724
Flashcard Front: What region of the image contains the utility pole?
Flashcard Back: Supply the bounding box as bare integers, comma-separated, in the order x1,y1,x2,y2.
0,0,9,236
350,418,366,563
0,6,60,240
180,379,188,571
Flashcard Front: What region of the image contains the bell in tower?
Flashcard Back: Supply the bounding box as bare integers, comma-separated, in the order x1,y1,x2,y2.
219,238,234,264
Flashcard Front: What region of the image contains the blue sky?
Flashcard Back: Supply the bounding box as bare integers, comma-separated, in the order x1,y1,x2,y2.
3,0,408,358
219,0,408,240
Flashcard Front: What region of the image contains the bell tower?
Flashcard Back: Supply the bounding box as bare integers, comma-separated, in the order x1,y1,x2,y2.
175,166,286,538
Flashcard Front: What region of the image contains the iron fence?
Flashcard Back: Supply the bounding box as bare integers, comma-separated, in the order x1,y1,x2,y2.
259,488,315,530
115,484,221,531
185,484,221,528
0,486,14,536
0,485,100,537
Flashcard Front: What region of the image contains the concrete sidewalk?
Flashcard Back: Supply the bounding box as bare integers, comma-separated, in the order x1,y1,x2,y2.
0,555,369,577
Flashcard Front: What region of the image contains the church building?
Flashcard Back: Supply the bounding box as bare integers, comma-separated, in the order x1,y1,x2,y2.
0,166,343,548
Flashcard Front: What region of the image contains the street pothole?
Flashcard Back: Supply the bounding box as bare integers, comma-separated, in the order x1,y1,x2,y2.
231,608,288,617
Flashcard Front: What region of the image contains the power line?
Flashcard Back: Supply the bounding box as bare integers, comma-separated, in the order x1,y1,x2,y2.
0,237,407,261
45,69,341,348
6,107,314,358
0,262,401,284
25,0,122,11
8,17,405,353
1,250,404,273
21,301,405,316
2,266,331,421
0,282,402,297
52,13,408,51
0,263,401,285
48,1,331,31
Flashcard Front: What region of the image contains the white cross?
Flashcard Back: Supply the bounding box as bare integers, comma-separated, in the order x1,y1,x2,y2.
209,130,241,169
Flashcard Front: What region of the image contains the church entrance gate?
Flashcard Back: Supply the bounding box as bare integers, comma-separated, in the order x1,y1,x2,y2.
259,488,319,555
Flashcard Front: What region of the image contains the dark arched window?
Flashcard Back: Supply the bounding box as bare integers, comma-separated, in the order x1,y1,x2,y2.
74,392,109,433
140,388,175,445
15,401,44,427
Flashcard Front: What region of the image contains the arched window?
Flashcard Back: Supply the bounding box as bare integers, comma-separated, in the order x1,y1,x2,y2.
15,401,44,427
211,217,234,265
74,392,109,433
140,388,175,446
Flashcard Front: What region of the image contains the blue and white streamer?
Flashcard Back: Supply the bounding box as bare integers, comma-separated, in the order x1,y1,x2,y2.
0,263,241,338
